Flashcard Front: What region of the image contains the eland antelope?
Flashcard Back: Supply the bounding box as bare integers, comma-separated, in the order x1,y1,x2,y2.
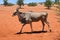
12,8,51,34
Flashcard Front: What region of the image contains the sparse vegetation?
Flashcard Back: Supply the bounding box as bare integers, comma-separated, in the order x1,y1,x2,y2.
56,2,60,15
28,2,37,6
3,0,8,6
45,0,52,9
17,0,24,8
54,0,59,4
3,0,14,6
7,3,14,6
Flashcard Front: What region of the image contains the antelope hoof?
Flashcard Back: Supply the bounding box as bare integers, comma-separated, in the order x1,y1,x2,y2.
49,29,52,32
42,30,45,32
16,32,22,34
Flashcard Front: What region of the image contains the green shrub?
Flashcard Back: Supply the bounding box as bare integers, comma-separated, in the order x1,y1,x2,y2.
7,3,14,6
28,2,37,6
17,0,24,8
45,0,52,9
57,2,60,12
54,0,59,4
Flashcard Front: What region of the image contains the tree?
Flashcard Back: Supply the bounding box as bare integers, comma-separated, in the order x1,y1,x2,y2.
45,0,52,9
3,0,8,6
17,0,24,8
55,0,59,4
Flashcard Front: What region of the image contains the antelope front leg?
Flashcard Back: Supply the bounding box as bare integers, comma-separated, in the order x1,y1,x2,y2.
30,22,33,32
20,23,26,33
45,20,52,32
41,20,45,32
17,23,26,34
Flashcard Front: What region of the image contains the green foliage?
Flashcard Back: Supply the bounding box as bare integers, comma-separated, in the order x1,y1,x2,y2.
55,2,60,15
57,2,60,12
54,0,59,4
17,0,24,6
28,2,37,6
7,3,14,6
3,0,8,6
45,0,52,9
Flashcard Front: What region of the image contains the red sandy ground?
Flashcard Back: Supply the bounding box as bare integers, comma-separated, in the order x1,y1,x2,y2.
0,5,60,40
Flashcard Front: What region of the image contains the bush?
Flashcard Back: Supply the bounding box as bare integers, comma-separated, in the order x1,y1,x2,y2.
28,2,37,6
45,0,52,9
54,0,59,4
57,2,60,12
17,0,24,8
7,3,14,6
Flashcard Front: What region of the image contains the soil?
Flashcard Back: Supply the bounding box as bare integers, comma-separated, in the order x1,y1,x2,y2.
0,5,60,40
